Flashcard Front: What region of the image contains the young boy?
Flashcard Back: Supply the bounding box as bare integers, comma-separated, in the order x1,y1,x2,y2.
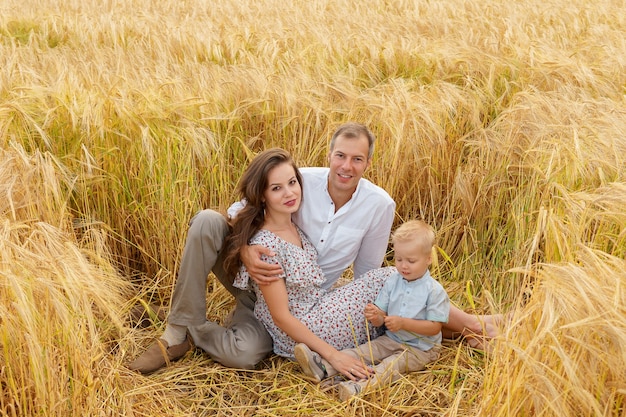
294,220,450,401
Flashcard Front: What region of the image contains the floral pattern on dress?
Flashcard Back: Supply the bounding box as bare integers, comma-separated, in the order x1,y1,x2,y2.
233,227,393,358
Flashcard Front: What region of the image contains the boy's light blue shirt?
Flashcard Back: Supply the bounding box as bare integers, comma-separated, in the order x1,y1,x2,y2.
374,269,450,351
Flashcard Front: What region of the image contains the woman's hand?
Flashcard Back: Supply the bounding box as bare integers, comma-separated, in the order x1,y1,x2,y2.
327,351,374,381
240,244,284,285
260,280,373,381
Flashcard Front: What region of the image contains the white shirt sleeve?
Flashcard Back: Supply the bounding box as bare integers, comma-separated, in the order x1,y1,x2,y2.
226,199,246,219
352,198,395,280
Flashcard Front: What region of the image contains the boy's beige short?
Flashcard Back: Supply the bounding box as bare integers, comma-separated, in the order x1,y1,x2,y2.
322,334,440,385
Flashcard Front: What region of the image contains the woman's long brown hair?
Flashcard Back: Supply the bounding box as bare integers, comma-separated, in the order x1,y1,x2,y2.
222,148,303,278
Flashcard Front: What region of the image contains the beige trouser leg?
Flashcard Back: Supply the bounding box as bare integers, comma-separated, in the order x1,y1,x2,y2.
323,335,440,388
168,209,273,369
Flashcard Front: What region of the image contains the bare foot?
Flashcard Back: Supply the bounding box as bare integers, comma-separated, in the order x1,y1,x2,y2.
464,313,508,351
478,314,505,339
465,334,488,350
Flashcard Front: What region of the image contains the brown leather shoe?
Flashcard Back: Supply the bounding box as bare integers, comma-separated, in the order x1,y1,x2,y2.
129,336,191,374
129,303,167,328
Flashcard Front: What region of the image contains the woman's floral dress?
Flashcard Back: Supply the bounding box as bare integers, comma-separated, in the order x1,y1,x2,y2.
233,227,394,358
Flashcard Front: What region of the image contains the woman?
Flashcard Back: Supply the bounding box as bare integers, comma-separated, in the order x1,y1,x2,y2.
223,148,392,380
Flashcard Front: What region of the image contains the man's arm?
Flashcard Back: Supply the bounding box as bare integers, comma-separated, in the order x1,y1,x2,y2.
228,200,284,285
240,244,283,285
351,199,395,279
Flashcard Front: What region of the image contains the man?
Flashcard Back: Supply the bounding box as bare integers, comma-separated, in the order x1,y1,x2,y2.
130,122,396,373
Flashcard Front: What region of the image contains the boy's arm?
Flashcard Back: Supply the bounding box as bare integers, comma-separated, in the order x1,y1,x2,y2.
385,283,450,334
384,316,443,335
364,303,386,327
365,276,393,327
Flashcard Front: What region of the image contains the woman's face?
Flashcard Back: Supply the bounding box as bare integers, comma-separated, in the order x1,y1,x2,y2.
263,162,302,217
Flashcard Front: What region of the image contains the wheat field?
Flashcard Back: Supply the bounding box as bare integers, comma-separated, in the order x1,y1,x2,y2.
1,0,625,416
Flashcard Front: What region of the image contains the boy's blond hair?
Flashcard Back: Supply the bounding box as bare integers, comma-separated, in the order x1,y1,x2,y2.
391,220,436,254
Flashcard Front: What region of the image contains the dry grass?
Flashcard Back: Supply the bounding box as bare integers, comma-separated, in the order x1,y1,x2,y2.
1,0,626,415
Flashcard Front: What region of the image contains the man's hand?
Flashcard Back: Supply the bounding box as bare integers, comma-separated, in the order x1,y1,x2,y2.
364,303,385,327
240,244,284,285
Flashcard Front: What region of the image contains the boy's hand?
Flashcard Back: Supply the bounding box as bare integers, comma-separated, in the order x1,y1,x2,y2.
364,303,385,327
383,315,404,332
240,245,283,285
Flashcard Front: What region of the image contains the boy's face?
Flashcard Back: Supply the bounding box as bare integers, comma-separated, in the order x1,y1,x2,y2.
393,240,432,281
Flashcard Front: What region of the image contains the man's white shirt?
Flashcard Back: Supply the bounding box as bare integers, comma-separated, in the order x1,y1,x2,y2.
293,167,395,288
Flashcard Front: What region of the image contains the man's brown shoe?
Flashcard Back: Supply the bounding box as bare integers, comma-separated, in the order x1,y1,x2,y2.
129,303,167,328
129,337,191,374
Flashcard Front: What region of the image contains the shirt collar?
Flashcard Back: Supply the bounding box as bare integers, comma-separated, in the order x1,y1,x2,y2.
322,171,362,211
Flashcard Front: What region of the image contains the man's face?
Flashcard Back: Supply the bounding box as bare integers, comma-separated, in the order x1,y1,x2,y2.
327,134,371,194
